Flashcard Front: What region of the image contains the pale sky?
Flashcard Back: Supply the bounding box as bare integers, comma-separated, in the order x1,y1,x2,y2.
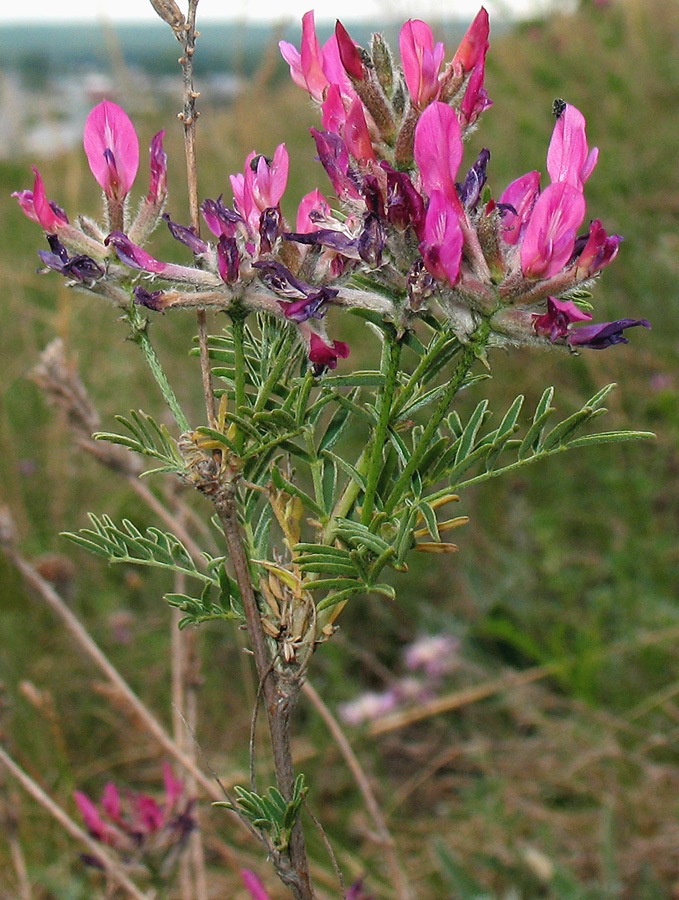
0,0,556,24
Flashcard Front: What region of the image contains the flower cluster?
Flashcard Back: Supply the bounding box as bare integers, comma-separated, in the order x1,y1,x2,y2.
74,763,194,878
14,8,648,370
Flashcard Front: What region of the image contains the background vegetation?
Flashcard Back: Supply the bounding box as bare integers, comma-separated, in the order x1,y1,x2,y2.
1,0,678,897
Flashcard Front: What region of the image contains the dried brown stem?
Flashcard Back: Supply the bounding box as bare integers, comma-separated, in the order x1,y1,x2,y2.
0,528,224,806
176,0,216,429
302,681,412,900
0,746,150,900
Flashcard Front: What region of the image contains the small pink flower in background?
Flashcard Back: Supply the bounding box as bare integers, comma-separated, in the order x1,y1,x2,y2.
83,100,140,201
399,19,445,109
546,101,598,190
74,764,194,878
338,689,400,726
403,634,460,679
520,181,586,278
242,869,273,900
413,102,464,208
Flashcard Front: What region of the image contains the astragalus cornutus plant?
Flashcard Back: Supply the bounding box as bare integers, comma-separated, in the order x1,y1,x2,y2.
9,3,652,898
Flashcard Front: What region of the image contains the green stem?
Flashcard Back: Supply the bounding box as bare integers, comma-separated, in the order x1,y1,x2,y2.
361,328,401,525
127,303,190,433
322,445,370,545
230,312,247,454
383,318,491,516
255,329,297,415
391,330,452,418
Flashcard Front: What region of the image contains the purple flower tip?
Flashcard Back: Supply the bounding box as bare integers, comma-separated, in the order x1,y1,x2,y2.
567,318,650,350
133,286,166,311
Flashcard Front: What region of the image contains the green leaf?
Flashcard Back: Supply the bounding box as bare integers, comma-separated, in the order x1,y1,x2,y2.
318,401,352,454
566,430,656,448
322,451,367,494
454,399,489,465
270,467,326,519
322,372,386,388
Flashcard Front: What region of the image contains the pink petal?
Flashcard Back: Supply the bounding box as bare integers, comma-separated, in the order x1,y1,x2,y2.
320,34,354,92
241,869,273,900
147,130,167,203
546,102,598,189
520,181,586,278
162,762,184,810
420,189,464,285
74,791,109,841
28,166,69,231
344,98,376,162
83,100,139,200
279,40,305,90
296,189,330,233
499,170,541,245
321,83,348,133
300,11,328,100
399,20,443,108
453,7,490,73
413,101,463,206
101,783,122,822
335,20,365,81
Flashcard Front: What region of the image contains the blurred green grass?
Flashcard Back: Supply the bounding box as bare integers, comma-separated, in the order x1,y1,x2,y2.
1,1,679,897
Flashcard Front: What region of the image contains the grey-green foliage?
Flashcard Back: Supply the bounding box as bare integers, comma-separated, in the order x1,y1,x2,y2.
94,409,185,476
214,775,308,851
61,515,243,627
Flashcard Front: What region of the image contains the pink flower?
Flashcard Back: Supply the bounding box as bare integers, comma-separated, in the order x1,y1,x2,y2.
419,190,464,286
452,7,490,74
296,189,331,233
74,790,118,844
241,869,273,900
574,218,621,276
12,166,69,232
403,634,460,678
533,296,592,341
459,59,493,127
307,330,350,371
413,101,464,208
231,146,289,234
399,19,445,108
279,11,353,102
344,97,376,162
499,171,541,245
83,100,139,201
106,231,219,285
147,130,167,204
546,101,598,190
520,181,586,278
321,82,349,133
335,20,365,81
